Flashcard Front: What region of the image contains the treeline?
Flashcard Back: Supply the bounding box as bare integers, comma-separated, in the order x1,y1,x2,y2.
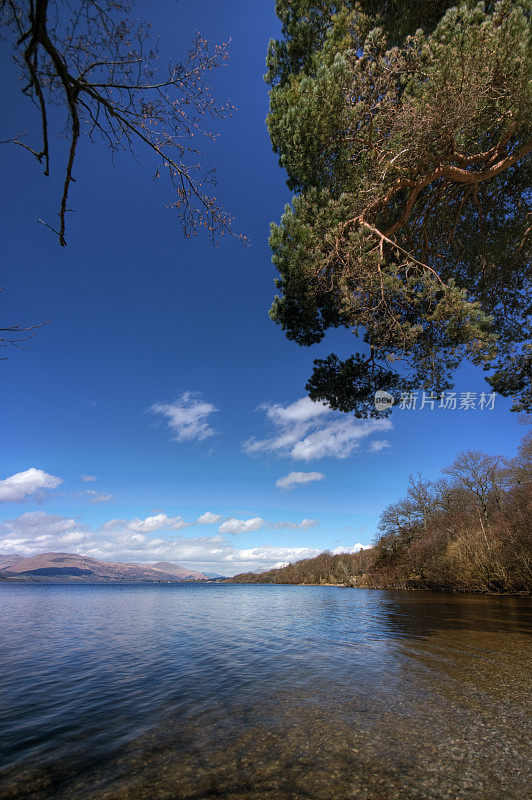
229,548,376,587
229,433,531,593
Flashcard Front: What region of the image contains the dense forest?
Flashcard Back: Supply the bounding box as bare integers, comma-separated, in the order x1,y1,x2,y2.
229,432,531,592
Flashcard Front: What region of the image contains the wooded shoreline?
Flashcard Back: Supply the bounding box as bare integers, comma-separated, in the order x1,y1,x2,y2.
229,433,531,594
225,577,530,595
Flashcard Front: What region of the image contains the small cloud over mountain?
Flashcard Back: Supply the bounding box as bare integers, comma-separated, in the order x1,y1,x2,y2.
126,514,190,533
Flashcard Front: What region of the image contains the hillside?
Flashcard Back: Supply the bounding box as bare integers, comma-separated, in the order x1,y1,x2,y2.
0,553,208,582
228,549,376,587
0,553,24,570
229,435,531,594
144,561,208,581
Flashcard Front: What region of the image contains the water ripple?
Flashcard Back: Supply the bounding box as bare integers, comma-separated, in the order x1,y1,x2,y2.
0,583,530,800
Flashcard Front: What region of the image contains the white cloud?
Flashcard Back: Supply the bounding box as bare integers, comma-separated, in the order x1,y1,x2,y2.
331,543,373,555
60,532,88,544
369,440,391,453
244,397,392,461
197,512,222,524
264,397,330,425
219,517,265,535
276,471,325,490
271,518,317,530
126,514,190,533
234,545,321,563
104,512,315,537
101,518,124,531
0,512,371,576
0,469,63,503
0,511,89,555
81,475,97,482
218,516,316,535
83,490,113,504
149,392,218,443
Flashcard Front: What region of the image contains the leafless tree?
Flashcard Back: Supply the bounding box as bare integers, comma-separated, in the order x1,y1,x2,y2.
406,474,440,532
1,0,237,246
504,429,532,488
443,450,506,527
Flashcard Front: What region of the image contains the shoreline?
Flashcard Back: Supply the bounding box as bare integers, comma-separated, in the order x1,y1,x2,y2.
1,577,529,596
224,580,530,596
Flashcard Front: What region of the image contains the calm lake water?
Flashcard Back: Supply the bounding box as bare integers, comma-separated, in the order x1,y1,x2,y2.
0,583,530,800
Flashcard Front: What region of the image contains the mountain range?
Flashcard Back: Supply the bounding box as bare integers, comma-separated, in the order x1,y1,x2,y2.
0,552,209,582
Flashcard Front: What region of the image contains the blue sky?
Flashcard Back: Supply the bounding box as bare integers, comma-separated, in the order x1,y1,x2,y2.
0,0,527,575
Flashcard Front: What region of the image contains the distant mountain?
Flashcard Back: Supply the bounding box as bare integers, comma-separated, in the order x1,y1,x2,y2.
0,552,208,582
144,561,209,581
0,553,24,570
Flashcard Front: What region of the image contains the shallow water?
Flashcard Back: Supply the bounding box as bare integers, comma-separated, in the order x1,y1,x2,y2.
0,583,530,799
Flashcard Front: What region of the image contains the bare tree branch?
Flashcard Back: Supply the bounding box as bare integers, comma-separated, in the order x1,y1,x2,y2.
0,289,48,357
1,0,239,245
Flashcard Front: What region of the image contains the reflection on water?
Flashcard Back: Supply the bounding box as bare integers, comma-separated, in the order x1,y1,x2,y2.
0,584,530,799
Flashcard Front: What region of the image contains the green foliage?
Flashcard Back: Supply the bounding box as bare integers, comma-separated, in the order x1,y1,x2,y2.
267,1,532,415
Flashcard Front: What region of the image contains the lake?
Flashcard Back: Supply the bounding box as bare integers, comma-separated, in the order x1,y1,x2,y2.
0,583,530,799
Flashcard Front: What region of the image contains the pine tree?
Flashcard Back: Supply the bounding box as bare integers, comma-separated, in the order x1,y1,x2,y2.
266,1,531,416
